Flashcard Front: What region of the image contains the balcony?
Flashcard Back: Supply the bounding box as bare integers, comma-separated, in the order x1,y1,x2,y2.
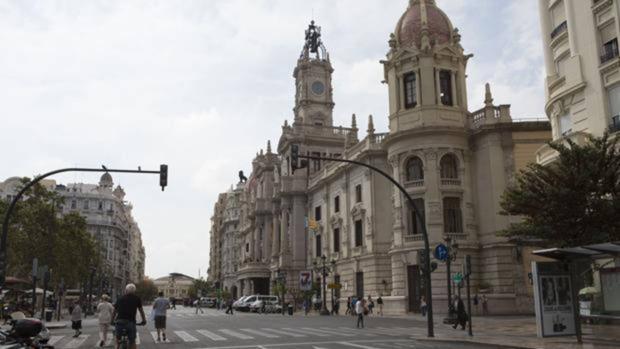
441,179,461,186
601,39,619,64
609,115,620,133
550,21,567,40
405,180,424,188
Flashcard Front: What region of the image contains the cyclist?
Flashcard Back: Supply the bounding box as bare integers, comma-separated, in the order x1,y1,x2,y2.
112,284,146,349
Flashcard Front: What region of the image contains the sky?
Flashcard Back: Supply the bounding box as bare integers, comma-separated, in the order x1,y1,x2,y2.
0,0,545,279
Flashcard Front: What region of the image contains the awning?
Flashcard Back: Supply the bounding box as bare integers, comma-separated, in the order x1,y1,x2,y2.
533,242,620,261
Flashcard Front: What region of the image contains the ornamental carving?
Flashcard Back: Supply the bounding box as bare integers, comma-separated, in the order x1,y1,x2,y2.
330,214,343,227
350,203,366,218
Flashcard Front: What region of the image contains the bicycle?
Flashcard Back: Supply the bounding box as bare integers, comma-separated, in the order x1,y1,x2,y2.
114,320,145,349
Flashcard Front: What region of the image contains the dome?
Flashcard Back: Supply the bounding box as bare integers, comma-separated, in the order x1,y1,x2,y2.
396,0,453,48
99,172,113,187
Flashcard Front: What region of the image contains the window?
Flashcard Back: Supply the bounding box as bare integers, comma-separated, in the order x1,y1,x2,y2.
334,196,340,213
98,201,103,210
312,152,321,171
316,234,322,257
355,184,362,203
608,84,620,119
354,219,363,247
440,154,458,179
443,197,463,233
71,200,77,209
559,113,572,136
333,228,340,252
404,72,417,109
315,206,322,221
439,70,453,106
406,157,424,181
408,199,425,235
245,243,249,253
83,200,89,210
601,38,618,64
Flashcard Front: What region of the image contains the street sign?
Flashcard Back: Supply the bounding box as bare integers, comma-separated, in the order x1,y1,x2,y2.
327,283,342,290
452,272,463,284
434,244,449,261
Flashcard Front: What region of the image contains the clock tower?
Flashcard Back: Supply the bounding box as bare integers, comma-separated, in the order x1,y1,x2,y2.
293,21,335,127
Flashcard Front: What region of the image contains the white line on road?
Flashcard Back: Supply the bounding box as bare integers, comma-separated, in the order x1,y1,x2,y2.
260,328,306,337
48,336,64,346
302,327,354,337
337,342,381,349
196,329,227,341
174,330,199,342
63,334,89,349
218,329,254,340
239,329,279,338
190,339,414,349
281,327,329,337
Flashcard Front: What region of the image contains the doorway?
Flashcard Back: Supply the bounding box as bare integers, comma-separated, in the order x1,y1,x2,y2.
355,272,364,298
407,265,421,312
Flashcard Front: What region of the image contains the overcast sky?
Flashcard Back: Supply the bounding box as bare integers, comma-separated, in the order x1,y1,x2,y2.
0,0,545,280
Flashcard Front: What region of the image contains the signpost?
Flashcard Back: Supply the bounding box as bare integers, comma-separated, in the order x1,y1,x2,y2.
31,258,38,317
434,244,449,261
464,255,472,336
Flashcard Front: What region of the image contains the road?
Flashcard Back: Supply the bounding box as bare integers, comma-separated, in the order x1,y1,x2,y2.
46,306,499,349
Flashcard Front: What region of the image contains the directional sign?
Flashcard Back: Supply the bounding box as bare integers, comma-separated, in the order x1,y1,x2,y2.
434,244,449,261
453,272,464,284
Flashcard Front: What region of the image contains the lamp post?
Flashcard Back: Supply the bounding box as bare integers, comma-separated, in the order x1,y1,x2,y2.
444,236,459,319
275,269,286,316
313,255,335,316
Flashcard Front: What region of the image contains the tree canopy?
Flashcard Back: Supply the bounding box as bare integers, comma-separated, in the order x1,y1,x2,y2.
188,278,212,298
500,134,620,247
135,277,158,301
0,179,101,288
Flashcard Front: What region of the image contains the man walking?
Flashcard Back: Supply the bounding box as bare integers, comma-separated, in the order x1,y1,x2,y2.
194,299,204,314
97,295,114,347
355,297,366,328
225,297,234,315
452,296,467,330
152,292,170,342
112,284,146,349
377,295,383,316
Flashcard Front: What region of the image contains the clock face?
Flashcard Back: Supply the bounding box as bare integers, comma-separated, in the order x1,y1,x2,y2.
311,81,325,95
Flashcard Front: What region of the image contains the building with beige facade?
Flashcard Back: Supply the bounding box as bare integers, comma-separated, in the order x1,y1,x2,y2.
154,273,195,300
208,0,552,315
537,0,620,165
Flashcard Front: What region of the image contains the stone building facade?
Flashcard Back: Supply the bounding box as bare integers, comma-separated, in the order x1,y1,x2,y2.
209,0,552,315
537,0,620,164
154,273,194,300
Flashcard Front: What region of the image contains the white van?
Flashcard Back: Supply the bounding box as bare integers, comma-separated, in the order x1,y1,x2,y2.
249,295,279,312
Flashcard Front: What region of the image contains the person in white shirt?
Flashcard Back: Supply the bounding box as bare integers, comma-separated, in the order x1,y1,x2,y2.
152,292,170,342
97,295,115,347
355,298,366,328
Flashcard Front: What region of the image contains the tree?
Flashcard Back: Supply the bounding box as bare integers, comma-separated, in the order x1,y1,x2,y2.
500,134,620,247
188,278,212,299
135,277,158,302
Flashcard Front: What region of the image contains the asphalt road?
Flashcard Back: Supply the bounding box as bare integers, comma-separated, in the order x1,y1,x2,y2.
46,306,500,349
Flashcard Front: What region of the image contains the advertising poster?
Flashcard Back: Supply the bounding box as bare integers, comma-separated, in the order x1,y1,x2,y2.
532,262,576,337
299,271,312,291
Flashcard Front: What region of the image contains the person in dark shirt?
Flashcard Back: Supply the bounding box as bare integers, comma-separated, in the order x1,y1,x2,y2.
112,284,146,349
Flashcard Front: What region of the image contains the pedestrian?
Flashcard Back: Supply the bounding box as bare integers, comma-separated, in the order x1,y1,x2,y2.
377,295,384,316
96,295,114,347
170,297,176,310
367,295,374,315
481,294,488,316
225,297,234,315
333,297,340,315
350,297,358,317
420,296,427,317
303,298,309,315
112,284,147,349
452,296,467,330
345,297,352,315
152,292,170,342
194,298,204,314
71,300,83,338
355,297,366,329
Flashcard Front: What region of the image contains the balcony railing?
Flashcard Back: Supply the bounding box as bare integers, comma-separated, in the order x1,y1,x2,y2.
441,179,461,186
550,21,568,39
609,115,620,133
601,39,619,64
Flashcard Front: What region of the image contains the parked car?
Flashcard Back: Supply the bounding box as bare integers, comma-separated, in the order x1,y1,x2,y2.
236,295,258,312
200,297,216,308
232,296,249,310
249,296,279,312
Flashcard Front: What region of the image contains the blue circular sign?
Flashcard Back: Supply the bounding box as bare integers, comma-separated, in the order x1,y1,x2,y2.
434,244,449,261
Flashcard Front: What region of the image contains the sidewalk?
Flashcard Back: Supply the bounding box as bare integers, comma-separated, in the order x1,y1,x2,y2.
385,314,620,349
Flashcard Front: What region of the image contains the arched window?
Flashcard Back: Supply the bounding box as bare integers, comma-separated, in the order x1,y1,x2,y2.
406,157,424,181
440,154,459,179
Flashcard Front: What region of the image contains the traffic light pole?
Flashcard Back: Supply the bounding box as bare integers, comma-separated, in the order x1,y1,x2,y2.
0,165,167,289
297,154,435,337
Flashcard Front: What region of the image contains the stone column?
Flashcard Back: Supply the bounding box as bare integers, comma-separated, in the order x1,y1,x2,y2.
564,0,578,56
451,70,457,107
538,0,555,75
435,69,441,105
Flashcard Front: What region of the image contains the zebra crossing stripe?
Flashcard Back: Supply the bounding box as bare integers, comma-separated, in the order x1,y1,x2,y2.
337,342,381,349
174,331,198,342
218,329,253,339
240,328,279,338
196,329,227,341
374,327,412,335
48,336,64,346
261,328,306,337
63,334,89,349
312,327,356,337
282,327,329,337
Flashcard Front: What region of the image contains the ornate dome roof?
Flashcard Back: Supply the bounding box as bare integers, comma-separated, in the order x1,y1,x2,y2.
99,172,113,187
395,0,454,48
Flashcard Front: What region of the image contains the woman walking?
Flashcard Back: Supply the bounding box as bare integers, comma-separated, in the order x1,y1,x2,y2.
96,295,114,347
70,300,82,338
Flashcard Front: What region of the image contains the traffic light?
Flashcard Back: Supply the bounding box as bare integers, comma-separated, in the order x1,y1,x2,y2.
160,164,168,191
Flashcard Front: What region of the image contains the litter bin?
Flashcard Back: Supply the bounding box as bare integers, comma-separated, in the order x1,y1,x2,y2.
288,304,293,316
45,310,53,322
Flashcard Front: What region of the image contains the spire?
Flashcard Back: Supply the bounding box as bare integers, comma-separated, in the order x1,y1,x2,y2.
485,82,494,107
259,148,264,156
284,119,289,127
267,140,272,154
351,113,357,130
367,115,375,135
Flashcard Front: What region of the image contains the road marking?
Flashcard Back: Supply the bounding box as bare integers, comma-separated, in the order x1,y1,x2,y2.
218,329,253,339
282,327,329,337
196,329,227,341
261,328,306,337
63,334,89,349
240,329,279,338
314,327,357,337
48,336,64,345
338,342,381,349
190,339,415,349
174,331,199,342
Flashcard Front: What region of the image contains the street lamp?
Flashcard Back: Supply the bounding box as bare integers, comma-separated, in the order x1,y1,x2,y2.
312,255,335,316
274,269,286,316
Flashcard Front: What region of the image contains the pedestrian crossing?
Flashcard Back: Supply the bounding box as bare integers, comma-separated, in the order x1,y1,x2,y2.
48,326,415,348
